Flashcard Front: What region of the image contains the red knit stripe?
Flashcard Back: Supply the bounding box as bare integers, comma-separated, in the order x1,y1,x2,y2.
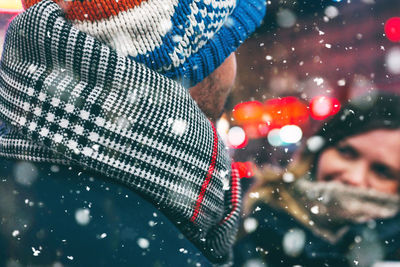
22,0,148,21
219,166,240,225
190,122,218,223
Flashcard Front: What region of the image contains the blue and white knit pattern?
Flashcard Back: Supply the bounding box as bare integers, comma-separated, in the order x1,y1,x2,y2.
72,0,266,87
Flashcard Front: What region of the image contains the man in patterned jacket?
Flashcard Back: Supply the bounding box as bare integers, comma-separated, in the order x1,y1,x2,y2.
0,0,265,265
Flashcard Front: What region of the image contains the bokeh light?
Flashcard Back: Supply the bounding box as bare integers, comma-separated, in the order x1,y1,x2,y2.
0,0,23,12
310,96,341,120
384,17,400,42
232,101,264,123
264,96,309,128
228,126,247,149
280,125,303,144
267,128,283,147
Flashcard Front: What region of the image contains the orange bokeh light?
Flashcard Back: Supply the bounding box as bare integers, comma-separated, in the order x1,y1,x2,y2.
232,101,264,123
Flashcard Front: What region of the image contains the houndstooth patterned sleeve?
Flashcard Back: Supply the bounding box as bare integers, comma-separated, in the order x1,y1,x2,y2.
0,1,241,263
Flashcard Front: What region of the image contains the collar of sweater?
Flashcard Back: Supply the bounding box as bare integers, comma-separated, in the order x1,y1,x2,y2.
0,0,241,263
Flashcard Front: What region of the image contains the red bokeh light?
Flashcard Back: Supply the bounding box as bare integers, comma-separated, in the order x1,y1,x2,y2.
310,96,341,120
264,96,309,128
385,17,400,42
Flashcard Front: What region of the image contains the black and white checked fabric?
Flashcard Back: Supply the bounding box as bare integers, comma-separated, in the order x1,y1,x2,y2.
0,1,241,263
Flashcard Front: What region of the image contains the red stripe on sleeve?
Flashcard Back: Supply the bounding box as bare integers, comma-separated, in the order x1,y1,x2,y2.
190,122,219,223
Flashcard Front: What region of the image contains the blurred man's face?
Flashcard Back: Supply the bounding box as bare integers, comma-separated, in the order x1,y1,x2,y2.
189,53,237,123
316,129,400,194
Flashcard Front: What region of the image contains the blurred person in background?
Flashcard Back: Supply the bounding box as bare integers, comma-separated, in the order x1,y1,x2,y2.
234,91,400,267
0,0,266,266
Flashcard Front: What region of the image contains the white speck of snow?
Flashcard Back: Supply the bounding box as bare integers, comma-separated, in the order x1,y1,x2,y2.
137,238,150,249
32,247,41,256
354,260,359,265
67,256,74,260
325,44,332,49
254,206,261,212
313,77,324,86
12,230,20,237
222,177,230,191
100,233,107,239
179,248,188,254
337,78,346,86
276,9,297,28
86,186,90,191
219,170,229,179
14,162,38,187
243,217,258,233
266,55,273,60
283,172,295,183
306,136,325,152
318,30,325,35
224,17,235,28
172,35,182,43
50,165,60,173
116,117,130,129
27,64,38,74
386,47,400,75
282,229,306,257
75,208,91,226
324,6,339,19
310,205,319,214
249,192,260,199
171,119,187,136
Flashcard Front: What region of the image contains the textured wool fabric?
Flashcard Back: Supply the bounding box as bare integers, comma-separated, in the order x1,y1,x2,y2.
0,0,241,263
292,178,400,243
22,0,266,87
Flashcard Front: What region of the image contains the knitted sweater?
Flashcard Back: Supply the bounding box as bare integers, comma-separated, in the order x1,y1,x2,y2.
0,1,240,263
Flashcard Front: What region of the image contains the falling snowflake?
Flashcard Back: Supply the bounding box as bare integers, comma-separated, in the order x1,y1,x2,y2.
75,208,91,226
137,238,150,249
